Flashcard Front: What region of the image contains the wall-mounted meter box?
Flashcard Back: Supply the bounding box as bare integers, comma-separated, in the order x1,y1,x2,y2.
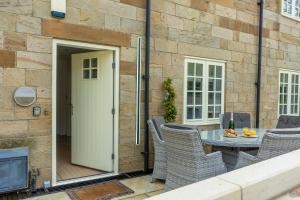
51,0,66,18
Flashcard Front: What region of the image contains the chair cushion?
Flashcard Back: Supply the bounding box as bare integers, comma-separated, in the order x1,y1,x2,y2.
276,115,300,128
222,112,251,129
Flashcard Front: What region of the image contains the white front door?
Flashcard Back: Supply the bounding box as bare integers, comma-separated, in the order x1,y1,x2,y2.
71,51,114,172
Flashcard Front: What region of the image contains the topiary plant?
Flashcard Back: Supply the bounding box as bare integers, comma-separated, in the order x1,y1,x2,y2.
163,78,177,123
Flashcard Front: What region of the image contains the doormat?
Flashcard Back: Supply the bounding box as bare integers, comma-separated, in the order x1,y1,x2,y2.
67,180,134,200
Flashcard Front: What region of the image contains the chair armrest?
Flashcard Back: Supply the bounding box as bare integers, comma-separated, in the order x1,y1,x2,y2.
235,151,258,170
267,127,300,135
207,151,223,159
206,151,227,175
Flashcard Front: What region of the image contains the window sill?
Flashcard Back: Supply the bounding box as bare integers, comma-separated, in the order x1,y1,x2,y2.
184,120,220,126
281,12,300,22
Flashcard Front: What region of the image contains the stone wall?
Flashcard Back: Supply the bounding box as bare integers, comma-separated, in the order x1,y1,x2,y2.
149,0,300,129
0,0,299,188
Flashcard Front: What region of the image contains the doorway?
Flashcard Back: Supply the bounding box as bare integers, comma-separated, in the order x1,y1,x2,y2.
52,40,119,186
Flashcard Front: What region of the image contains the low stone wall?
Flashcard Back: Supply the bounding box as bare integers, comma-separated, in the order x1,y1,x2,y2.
147,149,300,200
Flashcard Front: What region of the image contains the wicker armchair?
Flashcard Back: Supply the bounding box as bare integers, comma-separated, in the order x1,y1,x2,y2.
276,115,300,128
221,112,251,129
148,119,167,181
161,124,227,191
152,116,165,140
235,132,300,169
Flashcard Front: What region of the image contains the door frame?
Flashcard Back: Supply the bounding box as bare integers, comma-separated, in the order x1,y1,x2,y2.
51,39,120,186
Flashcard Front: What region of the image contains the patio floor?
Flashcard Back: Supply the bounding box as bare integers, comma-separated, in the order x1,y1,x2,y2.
26,175,164,200
274,186,300,200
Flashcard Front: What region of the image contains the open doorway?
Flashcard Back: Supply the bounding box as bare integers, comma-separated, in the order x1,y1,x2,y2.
52,40,119,185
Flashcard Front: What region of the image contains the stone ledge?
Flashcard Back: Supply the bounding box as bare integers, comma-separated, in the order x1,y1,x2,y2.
147,150,300,200
42,19,131,47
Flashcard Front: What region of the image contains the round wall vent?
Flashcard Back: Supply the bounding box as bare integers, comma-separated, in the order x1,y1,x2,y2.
14,87,36,107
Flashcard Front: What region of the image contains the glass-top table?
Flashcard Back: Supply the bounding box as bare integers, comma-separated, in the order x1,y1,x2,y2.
200,128,267,148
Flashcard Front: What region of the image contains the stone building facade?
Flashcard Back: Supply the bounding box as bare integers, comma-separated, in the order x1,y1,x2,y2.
0,0,299,188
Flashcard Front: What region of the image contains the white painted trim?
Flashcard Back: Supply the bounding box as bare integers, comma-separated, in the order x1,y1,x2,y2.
135,37,142,145
185,56,227,63
281,0,300,22
51,39,120,186
278,69,300,118
54,173,119,186
183,57,225,125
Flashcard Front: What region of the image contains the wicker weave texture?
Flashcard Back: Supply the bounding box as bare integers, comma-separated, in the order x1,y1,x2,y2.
148,120,167,181
235,132,300,169
161,125,227,191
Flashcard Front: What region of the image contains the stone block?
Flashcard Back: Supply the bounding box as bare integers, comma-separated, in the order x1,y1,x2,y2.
215,4,236,19
120,61,136,75
3,68,25,86
120,0,146,9
237,11,255,24
0,31,3,48
26,69,51,88
43,19,131,47
239,32,256,44
105,15,121,31
191,0,209,11
121,18,145,35
136,7,146,22
154,38,177,53
0,120,28,139
27,35,52,53
0,49,15,68
150,51,172,65
32,0,51,19
16,15,41,35
80,9,105,28
119,103,135,117
0,0,32,15
63,6,81,24
178,43,231,61
29,150,51,168
4,32,27,51
161,14,184,30
120,75,136,91
29,119,51,134
120,90,135,104
152,0,175,15
98,0,136,20
17,51,51,69
212,26,233,40
0,86,15,110
0,12,17,31
121,47,136,62
175,4,199,20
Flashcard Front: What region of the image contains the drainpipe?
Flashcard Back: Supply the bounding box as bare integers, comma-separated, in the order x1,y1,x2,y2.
144,0,151,172
256,0,264,128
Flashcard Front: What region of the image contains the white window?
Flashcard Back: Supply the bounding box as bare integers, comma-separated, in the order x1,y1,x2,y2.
184,58,225,125
282,0,300,21
82,58,99,80
278,70,300,116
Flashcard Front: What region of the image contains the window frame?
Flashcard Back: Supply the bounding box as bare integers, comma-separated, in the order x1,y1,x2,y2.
281,0,300,21
278,69,300,117
183,57,225,125
82,57,99,80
